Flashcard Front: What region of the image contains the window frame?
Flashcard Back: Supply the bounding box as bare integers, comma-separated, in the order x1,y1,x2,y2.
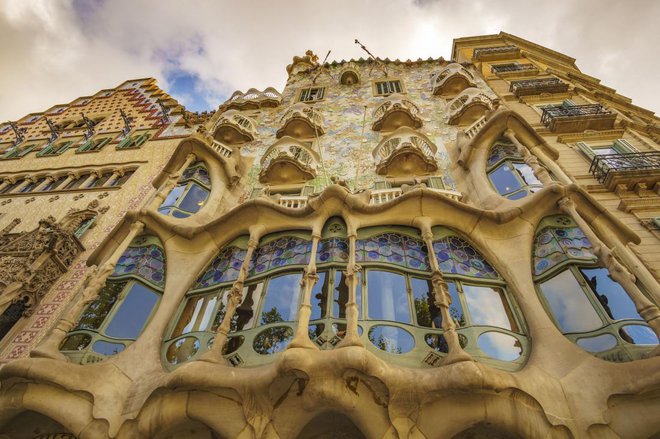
297,86,326,103
372,79,405,96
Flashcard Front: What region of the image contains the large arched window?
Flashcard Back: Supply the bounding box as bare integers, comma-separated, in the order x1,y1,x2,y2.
60,235,166,363
158,161,211,218
533,215,658,361
486,138,542,200
164,232,311,368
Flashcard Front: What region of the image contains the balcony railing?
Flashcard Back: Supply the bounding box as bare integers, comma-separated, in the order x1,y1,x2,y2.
491,63,537,74
259,137,320,184
276,103,324,138
509,78,569,97
589,151,660,185
432,63,475,96
278,195,308,209
211,140,233,158
370,188,402,205
212,110,256,144
465,115,487,139
473,45,520,61
447,88,494,126
541,104,616,132
372,127,438,176
372,94,422,131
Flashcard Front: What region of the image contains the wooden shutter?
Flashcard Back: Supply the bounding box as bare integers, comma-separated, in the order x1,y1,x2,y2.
613,139,638,154
134,133,150,148
301,185,315,196
576,142,595,159
427,176,445,190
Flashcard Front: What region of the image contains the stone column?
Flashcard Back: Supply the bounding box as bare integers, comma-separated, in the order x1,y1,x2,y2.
31,221,145,360
103,170,122,187
289,233,321,349
336,231,364,348
79,172,100,189
202,233,260,360
559,198,660,356
419,223,472,364
0,178,13,192
59,173,77,190
148,153,197,210
504,129,553,186
34,176,54,192
12,177,34,193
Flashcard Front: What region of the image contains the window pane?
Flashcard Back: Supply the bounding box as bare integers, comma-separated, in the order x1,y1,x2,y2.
259,273,302,325
512,162,541,186
488,163,522,195
463,284,517,331
367,270,410,323
411,278,439,328
538,269,603,333
104,283,159,339
593,147,617,156
310,271,329,320
579,267,641,321
447,282,465,327
178,183,209,213
334,270,361,318
232,282,262,331
159,185,186,210
77,282,126,330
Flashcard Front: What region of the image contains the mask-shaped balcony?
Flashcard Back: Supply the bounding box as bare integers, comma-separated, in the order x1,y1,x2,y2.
372,94,423,132
212,110,256,145
432,63,476,97
221,87,282,111
276,103,325,139
372,126,438,176
339,63,360,85
447,88,494,126
259,137,320,185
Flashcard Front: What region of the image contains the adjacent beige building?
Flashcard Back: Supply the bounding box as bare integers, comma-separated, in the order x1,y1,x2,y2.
0,32,658,438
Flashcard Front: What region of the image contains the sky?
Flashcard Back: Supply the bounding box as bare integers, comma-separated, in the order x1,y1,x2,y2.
0,0,659,121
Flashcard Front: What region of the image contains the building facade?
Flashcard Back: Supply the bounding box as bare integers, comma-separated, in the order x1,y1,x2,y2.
0,32,658,438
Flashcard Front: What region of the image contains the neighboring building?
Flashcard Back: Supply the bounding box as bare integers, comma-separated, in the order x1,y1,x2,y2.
0,32,658,438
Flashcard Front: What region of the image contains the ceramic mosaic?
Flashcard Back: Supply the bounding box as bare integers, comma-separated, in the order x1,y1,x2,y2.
113,241,166,288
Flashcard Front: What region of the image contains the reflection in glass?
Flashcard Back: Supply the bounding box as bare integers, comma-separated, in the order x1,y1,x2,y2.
367,270,410,323
425,333,468,353
104,283,159,339
368,325,415,354
60,333,91,351
222,335,244,355
77,282,126,331
576,334,618,353
166,337,200,364
310,272,329,320
178,183,209,212
253,326,293,355
513,162,541,186
538,270,603,333
232,283,262,331
92,340,125,356
308,324,325,342
463,284,517,331
579,268,641,321
447,282,465,327
172,292,223,337
477,332,521,361
334,271,361,319
619,325,658,345
411,278,438,328
159,185,185,213
259,273,302,324
488,163,522,196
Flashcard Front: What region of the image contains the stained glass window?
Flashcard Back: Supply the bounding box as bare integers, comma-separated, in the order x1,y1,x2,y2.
193,245,246,289
113,242,166,287
248,235,311,276
316,237,349,264
432,236,499,279
533,225,596,276
356,233,429,271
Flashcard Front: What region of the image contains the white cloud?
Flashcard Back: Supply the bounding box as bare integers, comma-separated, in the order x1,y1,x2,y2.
0,0,658,121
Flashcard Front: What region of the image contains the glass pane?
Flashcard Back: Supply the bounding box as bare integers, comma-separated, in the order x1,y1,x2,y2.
447,282,465,327
260,273,302,325
411,278,439,328
488,163,522,195
159,185,186,210
477,332,522,361
593,147,617,156
222,335,244,355
576,334,618,352
253,326,294,355
308,323,325,342
92,340,125,356
310,272,329,320
166,336,200,364
232,282,262,331
512,162,542,186
60,333,91,351
172,210,190,219
104,283,159,339
619,325,658,345
333,270,361,318
367,270,410,324
368,325,414,354
538,269,603,333
178,183,209,213
172,295,204,337
506,190,528,200
579,268,641,321
463,284,517,331
76,282,126,330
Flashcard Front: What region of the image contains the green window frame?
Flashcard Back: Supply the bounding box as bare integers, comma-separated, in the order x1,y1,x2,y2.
116,132,150,150
576,139,638,160
77,137,111,153
37,140,75,157
298,87,325,103
374,80,403,96
1,143,37,159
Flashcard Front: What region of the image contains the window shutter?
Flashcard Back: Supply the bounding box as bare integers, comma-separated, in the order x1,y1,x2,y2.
77,140,93,153
93,138,111,151
613,139,637,154
427,176,445,190
301,185,315,196
56,141,73,154
117,136,132,149
37,144,55,157
576,142,595,159
134,134,150,148
17,144,35,157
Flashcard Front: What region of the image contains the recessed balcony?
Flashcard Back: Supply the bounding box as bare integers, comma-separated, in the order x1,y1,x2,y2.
212,110,256,145
589,151,660,191
473,45,520,61
541,104,616,133
509,78,569,97
276,103,324,139
259,137,320,184
339,62,360,85
373,126,438,176
432,63,476,97
447,88,494,126
221,87,281,111
372,93,423,132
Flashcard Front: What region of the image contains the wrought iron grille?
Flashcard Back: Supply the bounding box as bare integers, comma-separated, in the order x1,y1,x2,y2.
509,78,568,94
491,63,536,73
541,104,611,127
474,45,518,59
589,151,660,183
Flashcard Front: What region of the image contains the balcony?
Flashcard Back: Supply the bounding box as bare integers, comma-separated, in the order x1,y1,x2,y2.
373,126,438,176
259,137,320,184
211,140,233,158
509,78,569,97
212,110,256,144
447,88,494,126
432,63,476,97
491,63,539,77
221,87,281,111
473,45,520,61
372,93,423,132
589,152,660,191
541,104,616,133
369,186,462,205
278,195,308,209
465,115,487,139
339,62,360,85
276,103,324,139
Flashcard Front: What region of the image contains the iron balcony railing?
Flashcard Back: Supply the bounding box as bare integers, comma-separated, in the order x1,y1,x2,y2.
473,45,518,59
589,151,660,183
509,78,569,96
541,104,612,127
491,63,537,74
